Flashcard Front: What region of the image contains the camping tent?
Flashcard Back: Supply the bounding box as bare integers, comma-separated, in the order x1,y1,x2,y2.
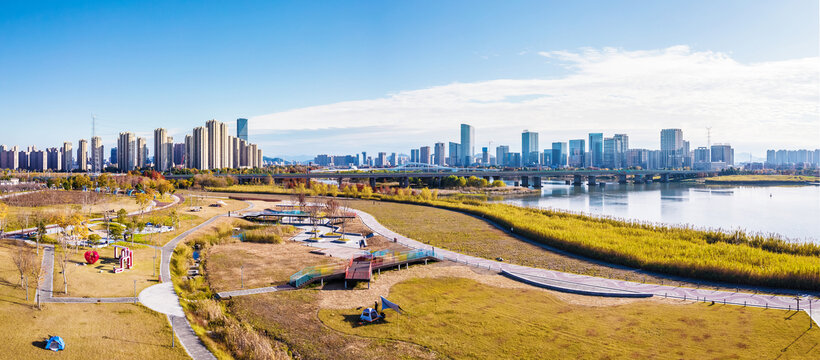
45,336,65,352
359,308,381,323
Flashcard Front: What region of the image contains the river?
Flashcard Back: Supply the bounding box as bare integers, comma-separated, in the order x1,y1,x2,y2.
500,182,820,243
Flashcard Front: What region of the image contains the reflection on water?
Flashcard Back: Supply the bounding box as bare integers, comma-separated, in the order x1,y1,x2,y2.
501,182,820,243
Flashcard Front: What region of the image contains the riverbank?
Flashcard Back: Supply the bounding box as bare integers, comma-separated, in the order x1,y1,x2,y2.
703,174,819,185
201,185,820,290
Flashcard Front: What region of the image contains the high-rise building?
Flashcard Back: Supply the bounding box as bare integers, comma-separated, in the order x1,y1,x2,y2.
206,119,227,169
433,142,446,166
711,144,734,165
91,136,103,173
588,133,603,167
410,149,420,163
613,134,629,168
76,139,88,172
29,149,46,172
154,128,171,172
419,146,431,164
136,137,147,168
190,127,208,170
117,132,136,171
482,147,489,165
496,145,509,167
568,139,585,168
660,129,684,169
237,118,248,141
766,150,776,166
61,142,73,171
110,147,117,166
694,147,710,169
626,149,649,169
521,130,539,166
448,142,460,166
173,143,186,166
551,142,567,168
460,124,474,166
603,137,618,169
47,147,61,171
377,152,388,167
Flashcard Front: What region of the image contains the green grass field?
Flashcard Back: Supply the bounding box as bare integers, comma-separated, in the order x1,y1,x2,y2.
320,277,820,359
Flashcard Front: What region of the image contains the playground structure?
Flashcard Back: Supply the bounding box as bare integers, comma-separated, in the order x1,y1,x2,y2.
112,245,133,273
289,249,437,288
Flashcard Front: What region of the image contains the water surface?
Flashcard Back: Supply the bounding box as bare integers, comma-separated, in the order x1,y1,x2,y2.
500,182,820,243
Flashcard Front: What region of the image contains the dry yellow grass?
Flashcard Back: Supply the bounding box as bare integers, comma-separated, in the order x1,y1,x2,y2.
320,277,820,359
52,244,160,297
0,242,187,359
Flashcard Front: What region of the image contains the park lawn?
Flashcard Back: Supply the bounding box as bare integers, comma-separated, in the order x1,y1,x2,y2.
3,193,143,232
0,242,187,359
53,244,160,297
319,277,820,360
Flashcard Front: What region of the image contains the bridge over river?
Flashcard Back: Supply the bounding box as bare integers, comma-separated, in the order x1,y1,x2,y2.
166,169,717,188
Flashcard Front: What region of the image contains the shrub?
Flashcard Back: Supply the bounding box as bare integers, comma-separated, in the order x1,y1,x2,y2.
243,225,297,244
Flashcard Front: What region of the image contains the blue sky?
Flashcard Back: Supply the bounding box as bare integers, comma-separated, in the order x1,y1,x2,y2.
0,0,817,159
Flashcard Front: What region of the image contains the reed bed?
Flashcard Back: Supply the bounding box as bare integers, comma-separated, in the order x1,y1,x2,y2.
391,197,820,290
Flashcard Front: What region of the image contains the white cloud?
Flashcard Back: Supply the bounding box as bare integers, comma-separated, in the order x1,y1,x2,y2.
251,46,819,157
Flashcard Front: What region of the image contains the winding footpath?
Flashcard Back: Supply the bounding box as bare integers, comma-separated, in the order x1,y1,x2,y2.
349,208,820,326
137,200,255,360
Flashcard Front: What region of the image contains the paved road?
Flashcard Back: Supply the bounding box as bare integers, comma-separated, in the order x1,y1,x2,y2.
350,208,819,325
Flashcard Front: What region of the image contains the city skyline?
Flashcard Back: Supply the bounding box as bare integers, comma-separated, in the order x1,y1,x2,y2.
0,1,816,158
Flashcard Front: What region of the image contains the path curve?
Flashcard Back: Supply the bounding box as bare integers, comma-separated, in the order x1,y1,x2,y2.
349,207,819,325
154,199,255,360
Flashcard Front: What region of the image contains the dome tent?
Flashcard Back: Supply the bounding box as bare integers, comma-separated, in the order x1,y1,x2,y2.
45,336,65,351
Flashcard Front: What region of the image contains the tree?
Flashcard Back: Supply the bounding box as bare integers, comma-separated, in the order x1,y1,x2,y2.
156,180,174,196
56,235,72,295
307,205,323,235
135,192,152,215
29,247,44,309
35,217,47,256
116,208,128,223
361,186,373,199
296,191,307,212
12,242,31,297
0,201,7,239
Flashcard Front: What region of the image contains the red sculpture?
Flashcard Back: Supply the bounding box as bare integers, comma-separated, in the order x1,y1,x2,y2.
84,250,100,264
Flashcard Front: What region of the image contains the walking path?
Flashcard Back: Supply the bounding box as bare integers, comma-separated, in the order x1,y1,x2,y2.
350,208,819,325
145,199,254,360
216,284,294,299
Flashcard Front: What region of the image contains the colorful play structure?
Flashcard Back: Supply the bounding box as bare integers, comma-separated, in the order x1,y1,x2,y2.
289,249,437,288
112,245,133,273
44,336,65,352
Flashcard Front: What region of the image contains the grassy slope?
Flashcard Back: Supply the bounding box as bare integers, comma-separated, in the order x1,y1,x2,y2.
0,243,187,359
320,277,820,359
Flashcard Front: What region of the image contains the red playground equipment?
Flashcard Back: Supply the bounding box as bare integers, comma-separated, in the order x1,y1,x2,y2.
113,245,133,273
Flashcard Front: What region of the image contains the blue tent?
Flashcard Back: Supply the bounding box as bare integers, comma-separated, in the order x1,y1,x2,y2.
45,336,65,352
